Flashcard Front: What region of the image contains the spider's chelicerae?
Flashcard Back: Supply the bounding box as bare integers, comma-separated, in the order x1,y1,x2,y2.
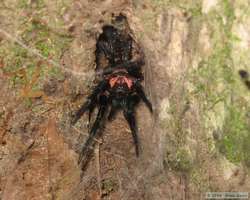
72,14,153,168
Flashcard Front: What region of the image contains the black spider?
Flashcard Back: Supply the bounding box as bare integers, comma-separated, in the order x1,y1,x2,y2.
71,14,153,169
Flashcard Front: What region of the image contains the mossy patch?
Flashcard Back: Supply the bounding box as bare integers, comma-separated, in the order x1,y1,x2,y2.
101,179,119,196
18,0,45,9
165,147,194,172
191,0,250,166
217,105,250,164
139,0,202,38
162,83,195,172
190,167,211,192
0,0,72,99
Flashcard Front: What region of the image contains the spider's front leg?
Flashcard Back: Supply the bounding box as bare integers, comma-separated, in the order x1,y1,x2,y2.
78,94,108,169
124,60,144,80
71,80,108,125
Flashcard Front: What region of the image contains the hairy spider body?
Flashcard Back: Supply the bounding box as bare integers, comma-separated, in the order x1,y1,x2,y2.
72,15,152,168
95,22,133,65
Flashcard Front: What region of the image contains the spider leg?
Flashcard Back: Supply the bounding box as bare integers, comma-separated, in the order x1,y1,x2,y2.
134,81,153,113
123,95,140,156
78,95,108,168
126,60,144,80
108,99,119,121
71,80,108,125
88,104,95,124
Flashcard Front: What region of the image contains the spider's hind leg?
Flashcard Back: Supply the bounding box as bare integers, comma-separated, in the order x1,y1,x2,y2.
78,94,108,170
108,99,120,121
71,80,108,125
123,95,140,156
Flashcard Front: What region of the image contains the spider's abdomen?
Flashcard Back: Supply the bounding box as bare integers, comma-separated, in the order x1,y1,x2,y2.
113,38,133,65
96,25,133,68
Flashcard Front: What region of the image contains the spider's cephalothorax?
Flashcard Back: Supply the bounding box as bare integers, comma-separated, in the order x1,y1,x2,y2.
72,14,153,168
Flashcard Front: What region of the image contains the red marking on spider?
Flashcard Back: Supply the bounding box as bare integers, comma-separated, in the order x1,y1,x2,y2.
109,76,133,89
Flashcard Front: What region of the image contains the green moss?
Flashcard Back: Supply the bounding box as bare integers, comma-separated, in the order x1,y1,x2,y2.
165,147,193,172
140,0,202,37
36,41,51,57
18,0,29,8
189,0,250,167
192,0,236,110
48,66,65,80
243,131,250,167
151,0,202,17
21,18,72,60
101,179,118,194
23,98,33,108
176,149,193,171
190,168,210,191
0,0,71,100
217,105,249,164
19,0,45,9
